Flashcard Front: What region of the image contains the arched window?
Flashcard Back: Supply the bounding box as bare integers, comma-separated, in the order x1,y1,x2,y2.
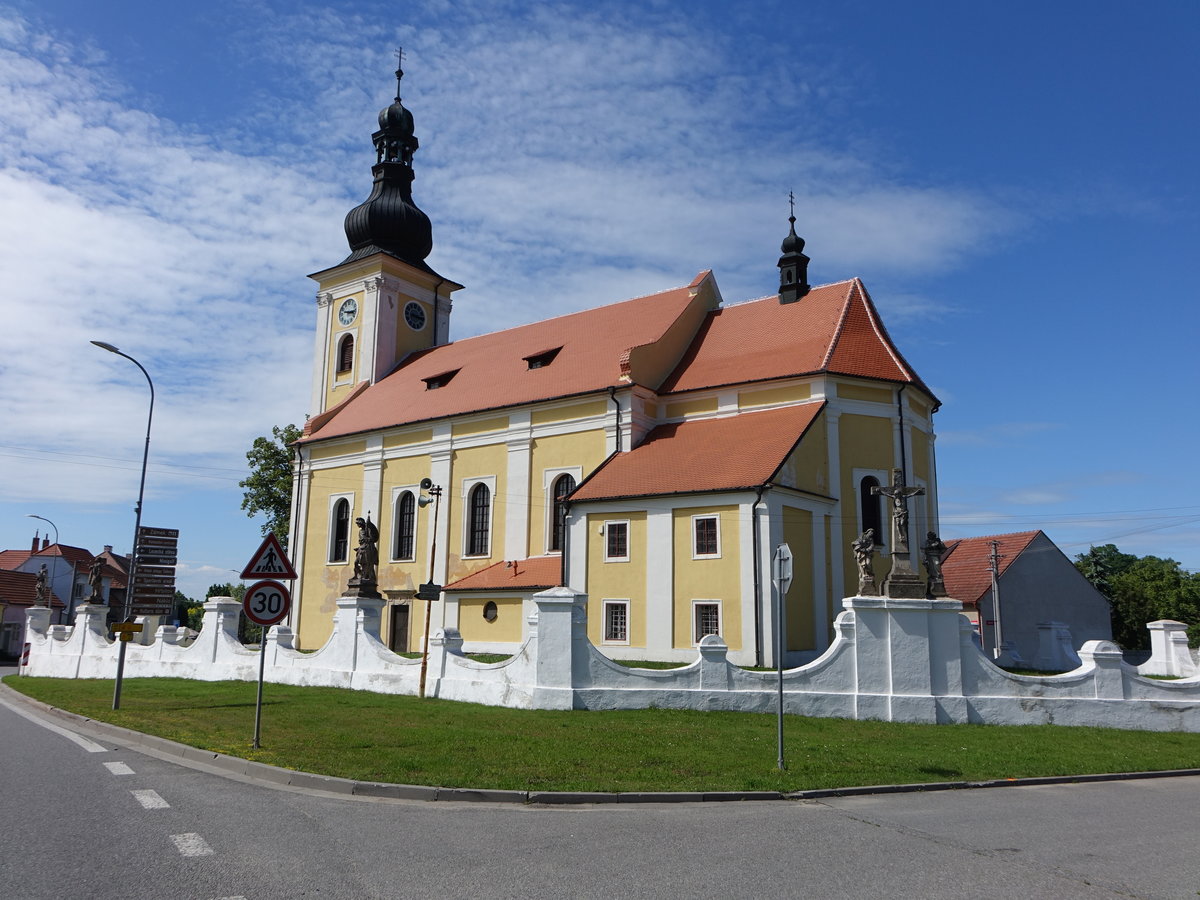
467,483,491,556
330,498,350,562
336,334,354,374
550,473,575,552
860,476,884,547
394,491,416,561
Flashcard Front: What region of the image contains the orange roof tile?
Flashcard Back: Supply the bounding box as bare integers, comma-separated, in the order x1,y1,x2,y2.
940,531,1041,605
572,402,824,501
445,556,563,591
0,549,33,571
659,278,931,396
304,281,704,441
0,569,64,607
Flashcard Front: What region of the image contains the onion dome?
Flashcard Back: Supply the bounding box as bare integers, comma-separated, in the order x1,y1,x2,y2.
777,199,810,304
342,60,433,267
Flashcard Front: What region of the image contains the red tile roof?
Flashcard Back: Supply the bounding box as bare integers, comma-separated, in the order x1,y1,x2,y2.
940,531,1041,605
445,556,563,591
0,569,64,607
304,278,708,441
34,544,95,571
660,278,930,395
0,549,33,571
571,402,824,501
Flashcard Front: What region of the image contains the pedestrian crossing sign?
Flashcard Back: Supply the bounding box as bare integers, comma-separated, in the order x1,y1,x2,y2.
240,533,297,580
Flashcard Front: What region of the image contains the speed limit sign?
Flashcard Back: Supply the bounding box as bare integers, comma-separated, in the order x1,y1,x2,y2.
243,580,291,626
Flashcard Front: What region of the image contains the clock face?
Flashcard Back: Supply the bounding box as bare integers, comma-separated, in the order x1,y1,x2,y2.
404,301,427,331
338,298,358,326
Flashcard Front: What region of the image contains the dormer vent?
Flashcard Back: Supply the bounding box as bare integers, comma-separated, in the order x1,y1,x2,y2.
422,369,460,390
524,347,562,370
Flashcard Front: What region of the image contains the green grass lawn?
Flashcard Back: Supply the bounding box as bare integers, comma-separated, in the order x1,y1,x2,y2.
5,675,1198,793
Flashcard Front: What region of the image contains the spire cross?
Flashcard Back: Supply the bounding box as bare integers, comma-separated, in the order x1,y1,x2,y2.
394,47,406,97
788,190,795,220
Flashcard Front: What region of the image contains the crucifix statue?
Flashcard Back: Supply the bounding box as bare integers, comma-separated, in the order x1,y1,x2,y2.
871,468,928,598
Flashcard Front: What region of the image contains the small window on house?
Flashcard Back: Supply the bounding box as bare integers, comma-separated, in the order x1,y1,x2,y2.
693,516,720,558
693,602,721,643
467,483,491,557
336,334,354,374
550,473,575,552
603,600,629,643
860,476,884,546
523,347,562,370
604,521,629,562
330,498,351,562
482,601,498,623
393,491,416,561
422,369,460,390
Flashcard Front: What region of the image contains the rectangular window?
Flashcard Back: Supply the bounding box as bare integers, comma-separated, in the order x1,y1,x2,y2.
603,600,629,644
604,520,629,562
693,515,720,558
693,601,721,643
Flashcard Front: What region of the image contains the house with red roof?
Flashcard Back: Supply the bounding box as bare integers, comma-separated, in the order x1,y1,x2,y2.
940,530,1111,664
288,70,942,666
0,568,64,659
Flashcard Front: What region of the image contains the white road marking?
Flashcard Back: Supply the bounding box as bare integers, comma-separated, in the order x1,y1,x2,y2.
211,896,248,899
131,789,169,809
104,761,135,775
0,695,107,753
171,833,214,857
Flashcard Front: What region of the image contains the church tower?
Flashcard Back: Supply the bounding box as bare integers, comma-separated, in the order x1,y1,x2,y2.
308,59,463,417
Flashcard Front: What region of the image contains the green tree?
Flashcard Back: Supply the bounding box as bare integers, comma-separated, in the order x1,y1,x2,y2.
173,589,202,630
205,582,260,643
1075,545,1200,650
239,423,302,550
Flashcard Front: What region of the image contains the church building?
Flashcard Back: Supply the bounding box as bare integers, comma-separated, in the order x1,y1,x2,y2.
288,66,941,667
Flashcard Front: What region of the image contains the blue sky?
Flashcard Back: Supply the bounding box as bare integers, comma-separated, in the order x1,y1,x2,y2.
1,0,1196,600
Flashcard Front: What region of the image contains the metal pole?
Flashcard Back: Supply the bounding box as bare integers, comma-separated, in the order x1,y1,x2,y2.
417,485,441,699
776,576,785,771
253,626,267,748
91,341,154,711
989,539,1003,659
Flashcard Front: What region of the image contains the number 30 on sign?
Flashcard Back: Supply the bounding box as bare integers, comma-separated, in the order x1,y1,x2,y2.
243,580,291,626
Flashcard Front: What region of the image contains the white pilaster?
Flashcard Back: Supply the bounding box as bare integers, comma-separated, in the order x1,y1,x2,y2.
644,508,673,655
505,411,532,560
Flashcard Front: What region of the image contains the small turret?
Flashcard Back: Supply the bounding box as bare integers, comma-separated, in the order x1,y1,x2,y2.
777,194,810,304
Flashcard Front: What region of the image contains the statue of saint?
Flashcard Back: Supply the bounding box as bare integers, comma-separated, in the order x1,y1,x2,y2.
352,515,380,586
922,532,948,597
852,529,877,595
34,563,48,606
89,556,105,603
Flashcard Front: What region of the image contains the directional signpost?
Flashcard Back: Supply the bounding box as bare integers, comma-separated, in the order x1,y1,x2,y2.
772,542,794,771
132,526,179,618
241,536,297,749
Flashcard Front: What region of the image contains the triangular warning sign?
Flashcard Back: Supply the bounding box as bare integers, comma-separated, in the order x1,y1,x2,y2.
241,533,297,580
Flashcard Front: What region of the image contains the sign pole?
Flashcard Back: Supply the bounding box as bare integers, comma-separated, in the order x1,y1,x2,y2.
772,543,793,772
253,625,268,749
241,578,292,749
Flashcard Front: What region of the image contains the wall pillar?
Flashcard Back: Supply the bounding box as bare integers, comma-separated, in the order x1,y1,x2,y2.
1140,620,1197,678
530,586,585,709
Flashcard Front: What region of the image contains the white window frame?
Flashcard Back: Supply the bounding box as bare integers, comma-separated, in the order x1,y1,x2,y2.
691,514,721,560
390,485,421,562
461,475,497,559
327,492,355,564
692,600,722,644
602,599,630,645
543,466,583,554
333,328,356,385
602,519,631,563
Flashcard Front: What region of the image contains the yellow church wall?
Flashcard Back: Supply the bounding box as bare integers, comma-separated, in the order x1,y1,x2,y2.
446,442,508,584
456,597,524,643
529,429,609,554
773,411,828,495
837,412,896,593
452,415,509,437
672,505,741,650
530,399,608,426
836,382,895,404
738,383,812,409
297,463,361,649
376,455,432,599
585,512,647,647
824,514,835,629
909,426,931,484
665,397,717,419
642,401,658,420
308,440,366,461
908,395,930,419
781,506,816,650
383,428,433,449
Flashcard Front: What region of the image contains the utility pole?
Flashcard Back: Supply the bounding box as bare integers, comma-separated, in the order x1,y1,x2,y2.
988,539,1004,658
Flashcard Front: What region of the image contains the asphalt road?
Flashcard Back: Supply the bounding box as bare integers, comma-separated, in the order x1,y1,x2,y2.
1,672,1197,899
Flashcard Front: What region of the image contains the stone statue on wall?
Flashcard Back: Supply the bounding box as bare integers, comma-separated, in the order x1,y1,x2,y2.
88,556,105,603
349,515,381,598
922,532,948,597
852,529,878,596
34,563,48,606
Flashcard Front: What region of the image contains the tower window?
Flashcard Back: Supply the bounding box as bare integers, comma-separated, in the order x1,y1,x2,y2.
336,334,354,375
393,490,416,561
860,476,885,547
549,473,575,552
466,482,491,557
330,498,351,562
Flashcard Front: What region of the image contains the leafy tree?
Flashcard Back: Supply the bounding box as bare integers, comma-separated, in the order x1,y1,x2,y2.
239,423,302,550
1075,545,1200,650
173,589,202,631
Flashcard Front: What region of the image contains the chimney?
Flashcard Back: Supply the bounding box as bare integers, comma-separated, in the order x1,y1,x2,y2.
104,545,113,554
42,536,50,550
31,531,39,552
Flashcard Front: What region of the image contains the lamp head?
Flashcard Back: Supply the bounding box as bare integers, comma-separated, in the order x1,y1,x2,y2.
90,340,121,354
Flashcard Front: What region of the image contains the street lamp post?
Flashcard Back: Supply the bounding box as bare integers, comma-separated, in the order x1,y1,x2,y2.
25,514,60,622
91,341,154,711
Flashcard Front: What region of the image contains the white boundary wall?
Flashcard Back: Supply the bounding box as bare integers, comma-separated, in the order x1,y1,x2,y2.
21,591,1200,732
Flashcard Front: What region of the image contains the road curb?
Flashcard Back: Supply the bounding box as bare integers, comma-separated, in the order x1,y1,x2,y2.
3,681,1198,806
